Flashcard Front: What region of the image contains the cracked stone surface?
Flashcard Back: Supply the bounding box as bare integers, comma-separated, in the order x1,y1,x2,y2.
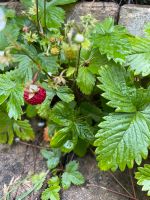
0,143,147,200
61,154,147,200
66,2,119,22
119,4,150,36
0,144,47,199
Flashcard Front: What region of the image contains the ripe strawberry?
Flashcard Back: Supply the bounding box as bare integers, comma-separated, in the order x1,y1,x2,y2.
24,84,46,105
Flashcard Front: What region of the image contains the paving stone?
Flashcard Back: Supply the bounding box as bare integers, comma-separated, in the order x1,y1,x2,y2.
61,154,147,200
66,2,119,22
119,4,150,36
0,144,47,199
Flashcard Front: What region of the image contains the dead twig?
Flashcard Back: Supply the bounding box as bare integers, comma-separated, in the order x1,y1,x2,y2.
16,140,50,150
129,169,138,200
109,172,133,197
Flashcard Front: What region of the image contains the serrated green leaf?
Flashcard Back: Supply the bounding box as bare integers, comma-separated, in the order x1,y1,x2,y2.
40,6,65,29
80,48,112,75
0,73,24,120
13,120,35,141
41,176,60,200
73,121,94,141
126,37,150,76
41,149,61,170
92,18,131,64
49,102,75,126
98,64,150,112
135,164,150,196
13,54,35,82
7,86,24,120
62,161,85,190
56,86,74,103
76,67,96,95
31,172,47,191
50,102,94,149
38,54,59,74
94,104,150,171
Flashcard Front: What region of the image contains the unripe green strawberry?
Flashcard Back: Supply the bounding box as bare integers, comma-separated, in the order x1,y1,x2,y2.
63,43,78,60
51,47,60,55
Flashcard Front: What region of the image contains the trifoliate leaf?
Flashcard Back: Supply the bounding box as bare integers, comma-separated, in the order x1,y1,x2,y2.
126,37,150,76
41,176,60,200
94,104,150,171
76,67,96,95
92,18,131,64
135,164,150,196
41,149,61,170
62,161,85,190
73,120,94,141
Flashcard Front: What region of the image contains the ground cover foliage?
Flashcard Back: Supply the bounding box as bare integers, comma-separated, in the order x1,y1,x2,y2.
1,0,150,198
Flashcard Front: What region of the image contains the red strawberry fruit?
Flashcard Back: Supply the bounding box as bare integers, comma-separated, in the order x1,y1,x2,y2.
24,84,46,105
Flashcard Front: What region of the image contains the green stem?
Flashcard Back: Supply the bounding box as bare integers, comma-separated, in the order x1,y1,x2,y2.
76,44,82,78
72,44,82,89
44,0,47,29
35,0,40,33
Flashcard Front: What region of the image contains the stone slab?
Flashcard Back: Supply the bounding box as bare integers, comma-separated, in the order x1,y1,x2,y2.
66,2,119,22
119,4,150,36
61,154,147,200
0,144,47,199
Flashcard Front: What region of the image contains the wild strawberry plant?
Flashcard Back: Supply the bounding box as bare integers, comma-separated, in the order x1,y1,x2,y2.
1,0,150,198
